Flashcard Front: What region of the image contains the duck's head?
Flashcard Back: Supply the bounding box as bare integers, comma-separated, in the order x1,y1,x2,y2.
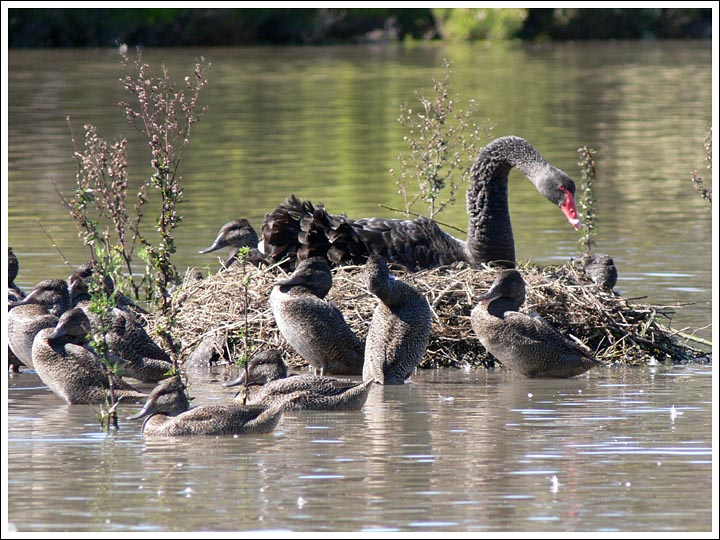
8,247,19,285
224,348,287,387
67,262,115,305
128,376,189,420
478,269,526,309
276,257,333,298
199,219,259,255
47,307,92,343
364,255,394,295
12,278,70,316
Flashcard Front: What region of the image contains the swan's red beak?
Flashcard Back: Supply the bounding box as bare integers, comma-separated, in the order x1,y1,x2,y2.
560,191,583,230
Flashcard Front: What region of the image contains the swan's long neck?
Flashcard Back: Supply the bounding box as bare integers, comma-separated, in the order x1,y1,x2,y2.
464,140,515,267
464,136,552,268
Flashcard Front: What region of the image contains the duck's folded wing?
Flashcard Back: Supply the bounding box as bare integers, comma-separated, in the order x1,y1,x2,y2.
504,312,595,360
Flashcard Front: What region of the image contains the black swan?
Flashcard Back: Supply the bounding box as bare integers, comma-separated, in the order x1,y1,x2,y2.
261,136,582,271
471,269,600,378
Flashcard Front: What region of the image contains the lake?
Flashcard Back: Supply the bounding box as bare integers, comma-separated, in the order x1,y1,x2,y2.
5,41,714,533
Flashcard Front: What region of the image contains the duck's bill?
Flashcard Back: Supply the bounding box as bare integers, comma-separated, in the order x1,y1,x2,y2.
223,372,247,387
198,240,224,254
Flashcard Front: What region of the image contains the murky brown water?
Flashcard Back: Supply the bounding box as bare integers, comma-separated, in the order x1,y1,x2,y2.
5,41,714,532
6,364,713,532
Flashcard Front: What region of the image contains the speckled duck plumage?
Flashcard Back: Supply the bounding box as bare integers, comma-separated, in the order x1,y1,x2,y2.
225,349,373,411
8,279,71,368
362,256,432,385
471,269,600,378
31,307,147,404
129,376,284,436
269,257,364,375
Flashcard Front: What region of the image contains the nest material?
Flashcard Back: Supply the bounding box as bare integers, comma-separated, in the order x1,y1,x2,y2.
163,259,709,369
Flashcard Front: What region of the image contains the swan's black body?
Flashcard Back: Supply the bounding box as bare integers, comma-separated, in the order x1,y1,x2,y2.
261,136,581,271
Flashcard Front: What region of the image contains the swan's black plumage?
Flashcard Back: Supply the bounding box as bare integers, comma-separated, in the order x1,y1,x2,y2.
261,136,581,271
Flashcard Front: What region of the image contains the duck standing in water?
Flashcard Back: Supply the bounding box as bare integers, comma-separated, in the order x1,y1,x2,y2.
198,219,266,268
363,256,432,385
224,349,374,411
8,279,71,369
471,270,600,378
31,307,147,405
269,257,364,375
261,136,582,270
129,376,284,436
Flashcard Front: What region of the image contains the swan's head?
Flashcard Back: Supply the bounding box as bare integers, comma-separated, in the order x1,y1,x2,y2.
538,168,583,231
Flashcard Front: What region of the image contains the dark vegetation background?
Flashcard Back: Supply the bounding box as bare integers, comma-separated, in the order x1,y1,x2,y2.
8,7,712,48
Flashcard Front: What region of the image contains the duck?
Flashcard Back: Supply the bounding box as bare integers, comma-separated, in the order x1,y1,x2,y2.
103,311,174,383
68,262,148,317
261,136,582,271
224,348,374,411
8,279,71,369
363,256,432,384
128,376,284,436
577,252,618,291
269,257,364,375
471,269,600,378
31,307,148,405
8,247,25,302
198,219,266,268
7,247,26,371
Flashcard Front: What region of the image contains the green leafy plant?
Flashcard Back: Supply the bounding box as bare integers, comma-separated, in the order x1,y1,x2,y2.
577,145,597,253
118,48,209,372
59,49,209,429
390,59,489,222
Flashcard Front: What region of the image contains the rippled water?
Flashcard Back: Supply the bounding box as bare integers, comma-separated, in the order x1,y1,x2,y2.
5,41,715,533
7,364,713,532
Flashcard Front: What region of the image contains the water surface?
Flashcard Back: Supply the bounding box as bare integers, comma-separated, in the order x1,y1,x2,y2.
6,364,713,532
5,41,714,533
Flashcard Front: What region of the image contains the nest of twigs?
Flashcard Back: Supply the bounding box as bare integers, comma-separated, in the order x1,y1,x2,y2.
162,259,709,370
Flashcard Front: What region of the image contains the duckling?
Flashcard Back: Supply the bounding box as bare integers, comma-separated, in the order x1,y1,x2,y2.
269,257,364,375
363,256,432,385
198,219,266,268
128,376,284,436
31,307,147,405
471,269,600,378
224,349,374,411
8,279,71,368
